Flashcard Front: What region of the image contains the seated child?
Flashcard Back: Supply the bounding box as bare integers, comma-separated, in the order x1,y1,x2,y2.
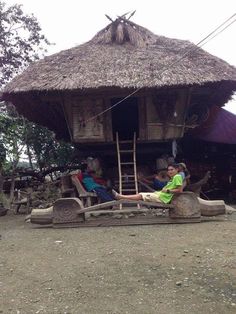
79,163,114,203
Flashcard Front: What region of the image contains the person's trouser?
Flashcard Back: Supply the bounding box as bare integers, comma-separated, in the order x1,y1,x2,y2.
93,187,114,202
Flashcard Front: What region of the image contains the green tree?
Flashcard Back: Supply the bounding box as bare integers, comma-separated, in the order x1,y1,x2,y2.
0,1,49,86
0,103,28,201
24,122,75,172
0,1,50,201
0,104,27,168
0,104,76,201
0,2,76,203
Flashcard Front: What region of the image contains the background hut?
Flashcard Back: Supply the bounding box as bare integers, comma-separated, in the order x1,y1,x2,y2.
2,16,236,153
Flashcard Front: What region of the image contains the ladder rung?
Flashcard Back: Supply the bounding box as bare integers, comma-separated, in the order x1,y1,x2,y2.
122,179,135,182
121,162,134,165
120,150,133,153
116,132,138,197
121,175,135,177
119,140,133,144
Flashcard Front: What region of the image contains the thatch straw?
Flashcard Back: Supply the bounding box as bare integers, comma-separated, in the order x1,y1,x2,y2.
2,17,236,94
1,16,236,141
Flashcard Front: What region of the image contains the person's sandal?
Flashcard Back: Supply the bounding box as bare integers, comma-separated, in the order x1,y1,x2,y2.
112,189,119,199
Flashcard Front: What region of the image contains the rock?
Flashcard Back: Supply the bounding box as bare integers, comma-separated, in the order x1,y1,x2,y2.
0,206,8,216
176,281,182,286
225,205,236,214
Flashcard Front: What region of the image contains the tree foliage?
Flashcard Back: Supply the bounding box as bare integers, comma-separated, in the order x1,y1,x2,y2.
0,103,26,171
0,103,76,174
24,122,76,172
0,2,76,191
0,1,49,86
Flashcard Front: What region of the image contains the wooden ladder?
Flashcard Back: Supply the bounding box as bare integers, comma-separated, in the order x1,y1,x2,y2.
116,132,139,198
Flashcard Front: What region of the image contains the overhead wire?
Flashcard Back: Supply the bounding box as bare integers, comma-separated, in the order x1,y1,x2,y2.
198,17,236,48
84,13,236,123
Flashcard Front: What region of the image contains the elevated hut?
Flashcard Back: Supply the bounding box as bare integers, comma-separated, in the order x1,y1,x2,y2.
2,16,236,152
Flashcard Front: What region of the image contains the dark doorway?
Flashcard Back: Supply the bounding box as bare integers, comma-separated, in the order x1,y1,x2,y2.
111,97,139,140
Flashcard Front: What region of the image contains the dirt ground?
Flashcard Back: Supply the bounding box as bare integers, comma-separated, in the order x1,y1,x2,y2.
1,210,236,314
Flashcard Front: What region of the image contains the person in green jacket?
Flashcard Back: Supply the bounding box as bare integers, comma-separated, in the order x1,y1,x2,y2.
113,163,183,204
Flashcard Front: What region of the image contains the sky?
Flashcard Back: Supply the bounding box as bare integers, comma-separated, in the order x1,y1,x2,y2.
6,0,236,113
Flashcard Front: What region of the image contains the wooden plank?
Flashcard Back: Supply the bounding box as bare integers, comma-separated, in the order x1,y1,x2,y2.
138,180,155,192
87,208,151,216
53,216,201,228
72,99,105,141
116,132,122,194
76,199,173,215
133,132,139,195
104,97,113,141
138,96,147,140
37,216,226,229
30,206,53,225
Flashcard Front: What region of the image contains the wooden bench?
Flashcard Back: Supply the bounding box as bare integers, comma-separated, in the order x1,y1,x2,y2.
13,190,31,214
30,192,204,227
71,175,98,207
60,175,76,197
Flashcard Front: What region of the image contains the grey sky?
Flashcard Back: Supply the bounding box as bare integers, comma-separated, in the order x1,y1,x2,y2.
7,0,236,113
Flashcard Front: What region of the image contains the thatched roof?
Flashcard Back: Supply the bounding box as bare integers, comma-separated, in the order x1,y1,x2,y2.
1,17,236,141
2,17,236,94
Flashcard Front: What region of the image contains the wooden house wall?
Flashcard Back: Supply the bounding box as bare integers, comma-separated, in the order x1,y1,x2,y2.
61,88,191,143
63,95,111,143
146,89,189,140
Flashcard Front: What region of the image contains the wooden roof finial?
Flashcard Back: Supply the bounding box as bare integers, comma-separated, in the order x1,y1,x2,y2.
105,14,113,22
127,10,136,20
